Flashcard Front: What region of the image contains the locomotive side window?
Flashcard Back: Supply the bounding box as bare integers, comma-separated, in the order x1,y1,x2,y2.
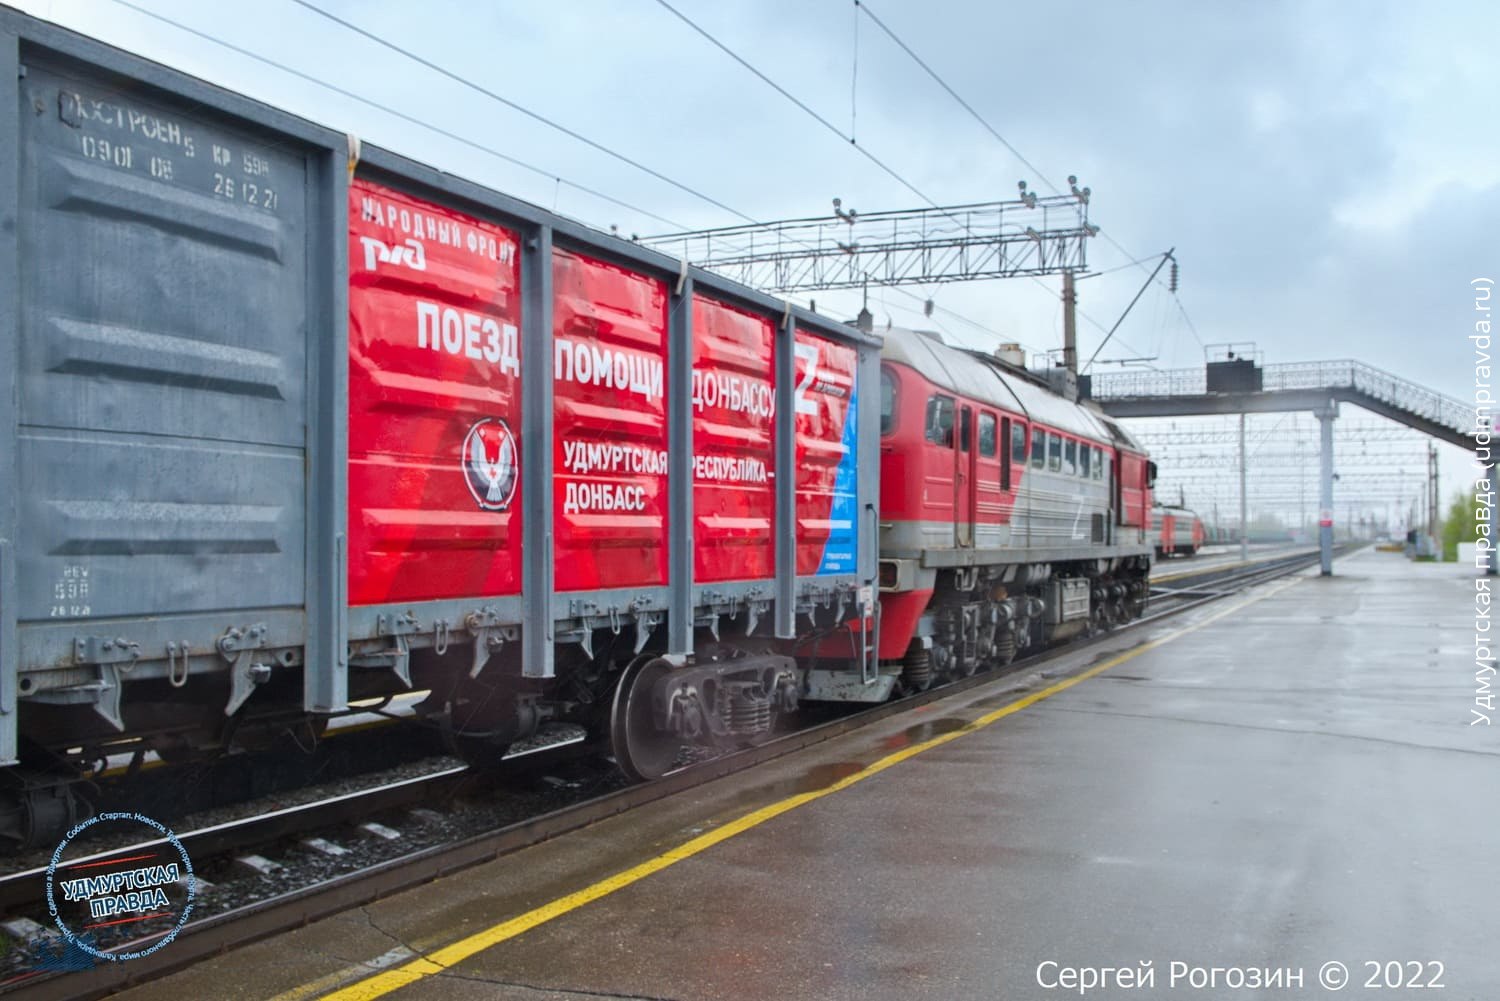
978,413,997,457
1048,433,1062,472
1092,447,1103,479
925,395,955,447
1064,439,1077,475
959,407,972,452
880,367,896,436
1013,422,1028,464
1080,445,1091,478
1031,427,1045,468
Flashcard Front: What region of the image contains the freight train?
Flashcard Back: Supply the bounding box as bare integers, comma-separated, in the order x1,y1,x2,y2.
0,9,1154,847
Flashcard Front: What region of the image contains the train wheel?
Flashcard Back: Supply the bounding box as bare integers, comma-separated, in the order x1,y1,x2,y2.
609,656,683,783
0,775,88,850
994,632,1016,666
899,647,933,693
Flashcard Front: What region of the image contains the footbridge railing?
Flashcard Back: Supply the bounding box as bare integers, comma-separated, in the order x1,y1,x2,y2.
1087,359,1479,450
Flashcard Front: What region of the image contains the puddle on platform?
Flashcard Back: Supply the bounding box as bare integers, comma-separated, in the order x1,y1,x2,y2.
880,716,970,750
721,761,869,812
970,686,1032,709
788,760,867,793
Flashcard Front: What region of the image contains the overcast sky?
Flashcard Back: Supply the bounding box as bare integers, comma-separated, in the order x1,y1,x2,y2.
11,0,1493,524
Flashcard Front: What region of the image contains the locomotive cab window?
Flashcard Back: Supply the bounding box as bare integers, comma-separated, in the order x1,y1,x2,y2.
978,413,997,457
1080,445,1090,478
1064,439,1077,475
880,367,896,436
959,407,972,452
1031,427,1045,468
1092,447,1103,479
925,395,955,447
1048,433,1062,472
1013,423,1028,464
1147,460,1158,488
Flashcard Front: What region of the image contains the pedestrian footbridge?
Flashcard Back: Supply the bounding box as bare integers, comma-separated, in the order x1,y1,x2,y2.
1085,359,1478,451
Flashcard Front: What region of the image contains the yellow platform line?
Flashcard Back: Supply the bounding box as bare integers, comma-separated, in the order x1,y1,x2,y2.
311,575,1301,1001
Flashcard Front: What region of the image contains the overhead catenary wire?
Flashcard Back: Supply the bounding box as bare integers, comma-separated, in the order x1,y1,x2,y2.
855,0,1204,355
651,0,956,221
291,0,1041,349
127,0,1078,356
109,0,694,234
107,0,1018,349
290,0,764,224
647,0,1143,356
853,0,1057,197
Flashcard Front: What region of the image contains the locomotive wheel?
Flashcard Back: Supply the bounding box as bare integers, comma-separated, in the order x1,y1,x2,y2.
0,776,88,850
899,648,933,693
1089,606,1109,635
610,656,683,783
993,632,1017,666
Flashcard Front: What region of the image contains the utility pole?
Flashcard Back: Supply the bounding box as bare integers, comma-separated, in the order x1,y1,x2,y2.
1062,270,1077,374
1239,413,1248,562
1427,443,1439,548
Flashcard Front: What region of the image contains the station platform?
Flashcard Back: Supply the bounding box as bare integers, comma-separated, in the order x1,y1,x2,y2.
115,549,1497,1000
1149,541,1314,584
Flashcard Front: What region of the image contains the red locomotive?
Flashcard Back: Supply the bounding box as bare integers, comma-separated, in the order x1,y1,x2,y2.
873,330,1154,692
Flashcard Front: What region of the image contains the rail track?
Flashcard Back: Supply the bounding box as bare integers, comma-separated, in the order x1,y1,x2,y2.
0,545,1353,1000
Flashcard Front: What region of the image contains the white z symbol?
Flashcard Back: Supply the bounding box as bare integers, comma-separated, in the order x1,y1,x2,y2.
793,342,820,416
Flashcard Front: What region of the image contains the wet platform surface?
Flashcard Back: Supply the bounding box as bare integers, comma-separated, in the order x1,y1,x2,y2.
1150,540,1313,582
112,549,1498,1000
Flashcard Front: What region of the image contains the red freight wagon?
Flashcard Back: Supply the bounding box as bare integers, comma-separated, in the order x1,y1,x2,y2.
342,171,882,782
0,7,882,845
